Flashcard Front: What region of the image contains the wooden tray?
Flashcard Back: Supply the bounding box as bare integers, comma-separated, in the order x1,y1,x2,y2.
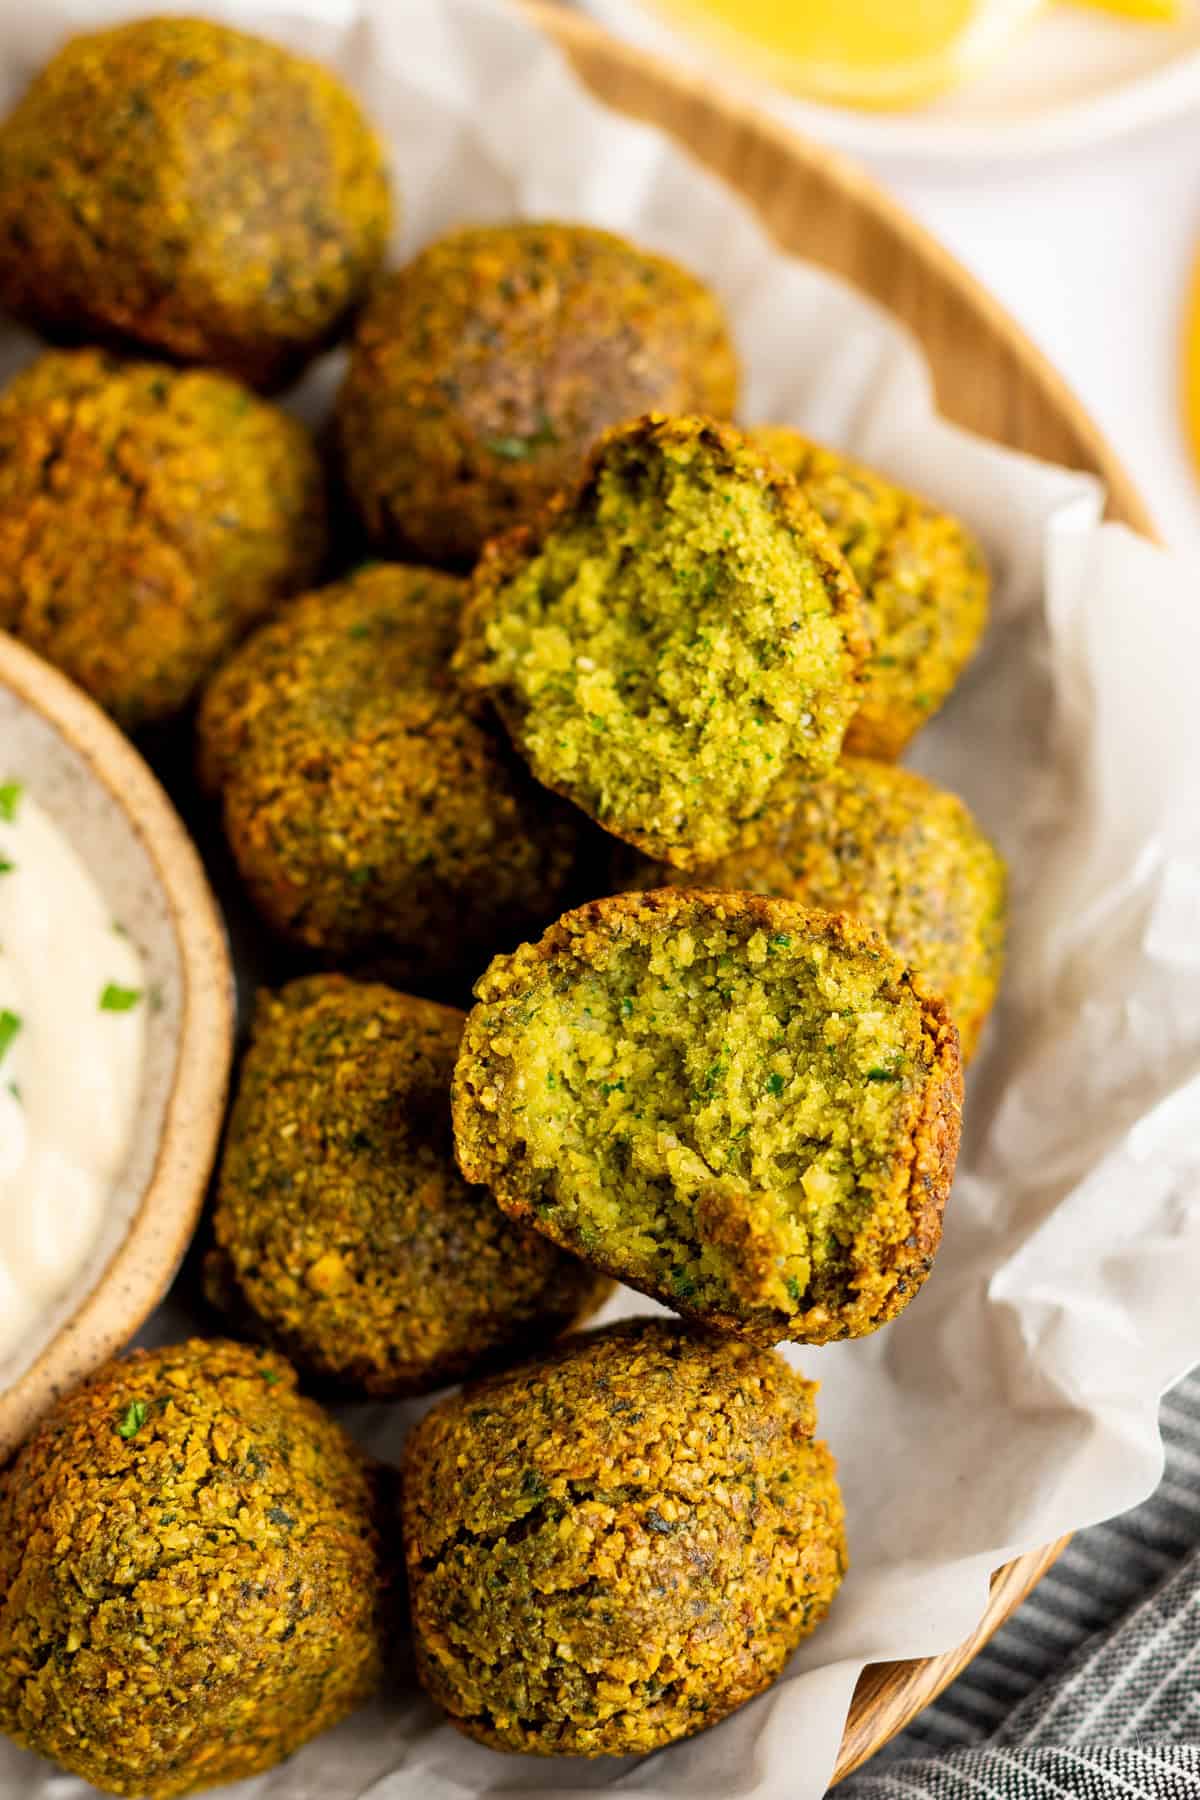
528,1,1156,1783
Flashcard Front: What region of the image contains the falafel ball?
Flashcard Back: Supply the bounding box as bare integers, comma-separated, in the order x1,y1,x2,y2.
402,1317,846,1756
0,1339,387,1799
752,426,989,760
0,349,327,728
197,562,590,984
618,758,1006,1063
335,222,739,567
209,975,610,1396
455,414,869,869
0,18,391,390
454,891,962,1346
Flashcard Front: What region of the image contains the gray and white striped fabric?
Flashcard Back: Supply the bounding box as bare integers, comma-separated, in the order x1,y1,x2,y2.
837,1368,1200,1799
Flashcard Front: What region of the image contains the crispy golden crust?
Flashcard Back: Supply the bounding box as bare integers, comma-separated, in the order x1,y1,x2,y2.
452,891,963,1345
0,1340,388,1798
209,975,609,1396
196,563,591,984
751,427,989,759
618,757,1007,1063
455,414,870,869
401,1318,846,1756
336,222,738,567
0,349,327,727
0,18,391,390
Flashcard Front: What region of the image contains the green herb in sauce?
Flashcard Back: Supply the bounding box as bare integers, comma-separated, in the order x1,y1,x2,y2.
100,984,142,1012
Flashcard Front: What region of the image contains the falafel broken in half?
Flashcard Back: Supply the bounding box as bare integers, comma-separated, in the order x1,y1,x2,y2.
453,891,963,1344
455,414,869,869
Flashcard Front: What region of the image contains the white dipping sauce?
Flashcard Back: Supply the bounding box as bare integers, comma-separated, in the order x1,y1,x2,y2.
0,783,145,1364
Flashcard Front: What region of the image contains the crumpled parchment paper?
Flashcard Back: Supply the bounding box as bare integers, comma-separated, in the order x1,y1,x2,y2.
1,2,1199,1796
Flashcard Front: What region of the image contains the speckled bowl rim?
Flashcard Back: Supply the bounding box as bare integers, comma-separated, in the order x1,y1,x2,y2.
0,632,233,1462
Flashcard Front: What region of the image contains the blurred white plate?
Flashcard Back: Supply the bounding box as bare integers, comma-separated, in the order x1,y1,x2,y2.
582,0,1200,167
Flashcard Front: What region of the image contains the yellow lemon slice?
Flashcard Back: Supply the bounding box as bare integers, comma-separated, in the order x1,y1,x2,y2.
1182,249,1200,480
1073,0,1181,19
649,0,1048,109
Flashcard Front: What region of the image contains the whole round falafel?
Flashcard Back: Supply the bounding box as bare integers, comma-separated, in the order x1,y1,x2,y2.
197,562,591,984
752,426,989,760
402,1317,846,1756
336,221,739,567
0,349,327,728
455,414,869,869
0,18,391,390
0,1339,387,1799
453,890,963,1345
618,757,1006,1063
209,975,609,1396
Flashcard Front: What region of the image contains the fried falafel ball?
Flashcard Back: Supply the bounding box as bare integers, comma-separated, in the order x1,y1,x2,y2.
0,1339,388,1799
751,426,988,760
402,1317,846,1756
0,18,391,390
618,758,1006,1063
197,562,590,985
455,415,870,869
335,222,739,567
0,349,327,729
454,891,962,1346
208,975,610,1396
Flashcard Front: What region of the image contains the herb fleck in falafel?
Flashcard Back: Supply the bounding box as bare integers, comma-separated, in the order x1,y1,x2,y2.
0,17,391,390
752,426,988,760
619,758,1006,1062
0,1339,387,1799
197,563,589,985
336,222,739,567
455,414,869,869
209,975,609,1396
454,891,962,1345
402,1317,846,1756
0,349,327,728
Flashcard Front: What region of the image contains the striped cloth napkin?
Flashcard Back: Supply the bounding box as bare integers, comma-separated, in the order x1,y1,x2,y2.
837,1370,1200,1800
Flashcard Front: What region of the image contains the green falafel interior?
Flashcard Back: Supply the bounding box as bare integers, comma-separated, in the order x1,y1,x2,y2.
455,414,870,868
454,891,962,1345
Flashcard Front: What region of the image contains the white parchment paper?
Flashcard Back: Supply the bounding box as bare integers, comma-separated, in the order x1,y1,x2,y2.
2,2,1200,1795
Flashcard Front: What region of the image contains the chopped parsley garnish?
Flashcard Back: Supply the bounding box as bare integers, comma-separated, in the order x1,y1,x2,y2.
766,1071,786,1097
866,1066,902,1083
0,782,22,823
619,995,634,1019
0,857,13,876
768,932,792,951
671,1267,698,1301
266,1505,296,1528
485,415,557,461
786,1275,804,1305
116,1399,149,1439
0,1010,21,1061
100,984,142,1013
